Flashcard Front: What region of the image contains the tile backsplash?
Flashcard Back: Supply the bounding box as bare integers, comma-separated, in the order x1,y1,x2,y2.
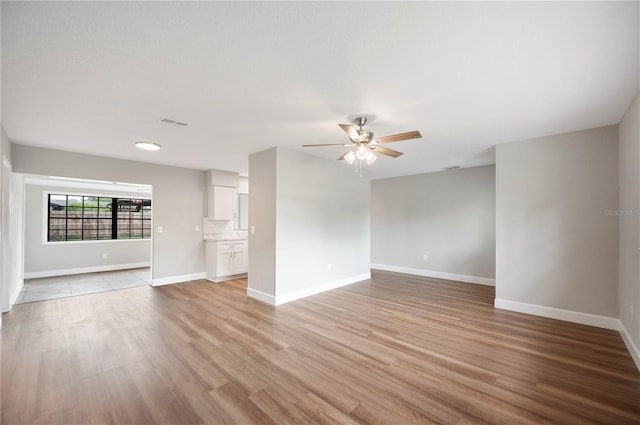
203,218,247,240
203,218,233,235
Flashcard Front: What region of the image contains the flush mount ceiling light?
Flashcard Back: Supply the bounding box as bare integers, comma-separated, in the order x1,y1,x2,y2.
302,116,421,175
135,141,161,151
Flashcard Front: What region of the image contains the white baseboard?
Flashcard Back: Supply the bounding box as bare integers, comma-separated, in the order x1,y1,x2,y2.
494,298,619,330
274,272,371,306
246,272,371,306
206,273,248,283
24,262,151,279
619,321,640,372
247,288,276,305
151,272,206,287
10,279,24,306
371,264,495,286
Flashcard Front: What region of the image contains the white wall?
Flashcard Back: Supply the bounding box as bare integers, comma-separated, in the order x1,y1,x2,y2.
0,125,11,327
23,183,151,277
10,173,23,303
12,145,206,283
0,127,12,318
275,148,370,299
1,3,4,415
371,165,495,283
248,147,370,304
495,126,619,326
618,89,640,362
237,176,248,194
1,126,11,160
248,148,277,298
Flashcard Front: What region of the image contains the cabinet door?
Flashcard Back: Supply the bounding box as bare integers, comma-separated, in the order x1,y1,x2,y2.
205,242,218,280
217,250,233,276
231,248,247,274
208,186,235,220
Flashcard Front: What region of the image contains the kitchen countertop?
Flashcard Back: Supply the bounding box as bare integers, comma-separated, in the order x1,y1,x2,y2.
203,234,248,241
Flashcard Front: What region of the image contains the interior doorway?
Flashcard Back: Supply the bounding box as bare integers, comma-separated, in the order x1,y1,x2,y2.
13,175,153,305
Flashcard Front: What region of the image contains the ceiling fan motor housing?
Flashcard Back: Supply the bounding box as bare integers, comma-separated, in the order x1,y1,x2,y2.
354,116,368,128
358,129,374,143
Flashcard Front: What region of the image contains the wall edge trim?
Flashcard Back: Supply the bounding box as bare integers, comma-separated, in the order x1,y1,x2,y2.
24,262,151,279
494,298,619,330
247,288,276,305
371,264,495,286
151,272,205,287
10,279,24,306
619,321,640,372
274,272,371,306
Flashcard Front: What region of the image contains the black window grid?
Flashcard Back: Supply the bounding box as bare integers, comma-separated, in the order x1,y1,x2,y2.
47,194,152,242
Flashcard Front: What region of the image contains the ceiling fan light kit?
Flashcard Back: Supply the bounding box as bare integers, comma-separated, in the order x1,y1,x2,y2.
366,152,377,165
303,116,421,175
344,150,356,165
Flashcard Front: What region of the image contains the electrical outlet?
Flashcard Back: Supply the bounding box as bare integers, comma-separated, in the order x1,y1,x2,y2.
195,224,200,232
102,253,108,259
422,254,428,261
157,226,163,233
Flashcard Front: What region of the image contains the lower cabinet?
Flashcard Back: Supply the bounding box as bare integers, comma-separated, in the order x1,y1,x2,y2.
205,240,247,282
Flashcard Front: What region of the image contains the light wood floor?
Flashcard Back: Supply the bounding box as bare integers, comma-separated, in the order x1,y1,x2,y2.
2,270,639,424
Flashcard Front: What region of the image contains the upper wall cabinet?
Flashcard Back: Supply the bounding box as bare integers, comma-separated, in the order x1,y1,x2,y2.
208,186,235,221
206,170,239,188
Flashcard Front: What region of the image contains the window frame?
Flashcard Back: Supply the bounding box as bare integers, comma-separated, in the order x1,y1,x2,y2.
42,190,153,245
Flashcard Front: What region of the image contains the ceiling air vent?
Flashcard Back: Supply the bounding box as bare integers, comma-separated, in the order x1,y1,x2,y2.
443,165,461,171
159,118,189,127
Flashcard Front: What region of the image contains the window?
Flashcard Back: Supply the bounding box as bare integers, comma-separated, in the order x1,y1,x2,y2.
47,194,152,242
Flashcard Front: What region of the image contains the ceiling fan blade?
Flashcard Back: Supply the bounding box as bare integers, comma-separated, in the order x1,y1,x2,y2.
375,130,422,144
337,151,350,160
339,124,360,142
371,145,403,158
302,143,349,147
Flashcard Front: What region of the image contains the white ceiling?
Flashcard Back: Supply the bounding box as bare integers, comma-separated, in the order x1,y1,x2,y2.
2,2,638,179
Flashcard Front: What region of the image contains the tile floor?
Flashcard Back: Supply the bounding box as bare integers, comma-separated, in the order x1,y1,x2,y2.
15,267,150,304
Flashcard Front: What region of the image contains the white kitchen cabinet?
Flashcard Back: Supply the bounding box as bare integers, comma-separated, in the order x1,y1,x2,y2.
205,240,247,282
205,169,239,187
208,186,235,220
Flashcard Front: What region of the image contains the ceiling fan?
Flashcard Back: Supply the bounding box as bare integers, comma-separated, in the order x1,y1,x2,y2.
303,117,422,166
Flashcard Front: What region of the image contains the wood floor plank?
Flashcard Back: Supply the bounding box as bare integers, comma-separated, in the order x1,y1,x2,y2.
2,270,640,424
249,387,315,425
295,392,361,425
